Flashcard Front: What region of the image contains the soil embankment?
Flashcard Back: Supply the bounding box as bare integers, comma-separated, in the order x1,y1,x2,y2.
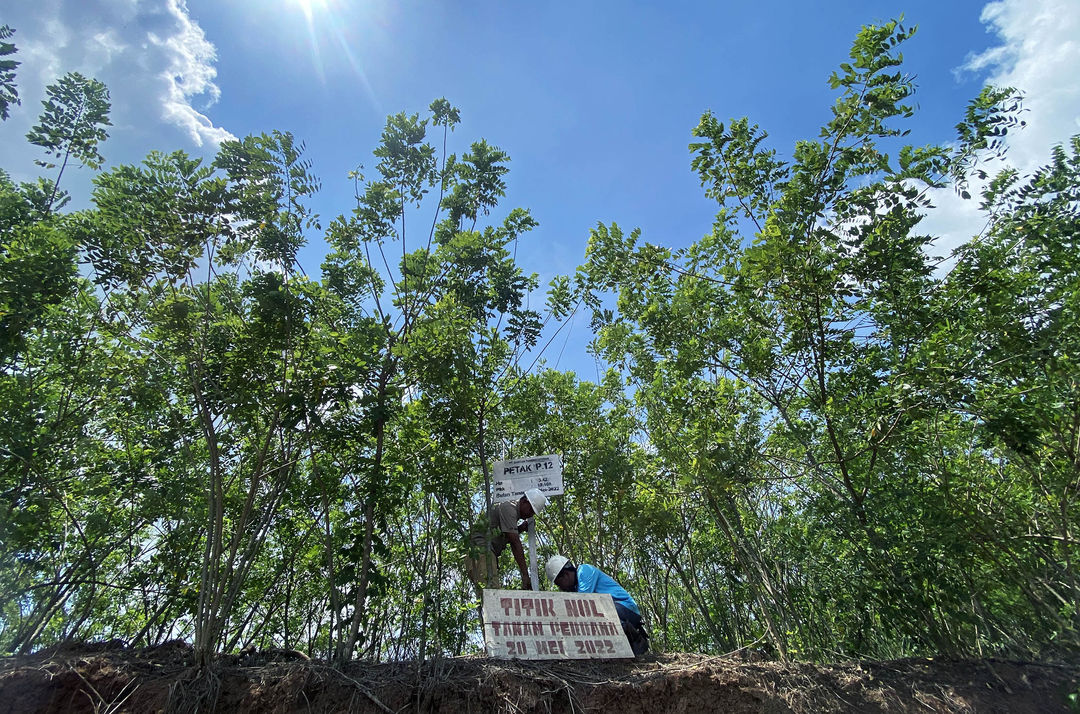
1,643,1077,713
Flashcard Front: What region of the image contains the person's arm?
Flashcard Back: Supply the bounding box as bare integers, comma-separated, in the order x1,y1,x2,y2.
505,531,531,589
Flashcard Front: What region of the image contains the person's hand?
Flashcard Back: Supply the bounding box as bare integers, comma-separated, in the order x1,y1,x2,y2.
517,520,529,534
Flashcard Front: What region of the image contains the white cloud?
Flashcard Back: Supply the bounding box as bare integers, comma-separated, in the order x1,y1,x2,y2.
923,0,1080,262
149,0,234,147
0,0,234,200
963,0,1080,168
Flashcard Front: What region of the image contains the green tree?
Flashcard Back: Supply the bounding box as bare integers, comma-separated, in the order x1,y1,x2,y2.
914,137,1080,653
0,25,19,121
0,173,76,361
64,136,336,664
7,17,1077,666
26,72,111,214
2,90,564,662
579,19,1046,659
319,98,560,661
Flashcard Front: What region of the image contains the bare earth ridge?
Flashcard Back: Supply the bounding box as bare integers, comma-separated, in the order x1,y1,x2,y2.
1,643,1077,713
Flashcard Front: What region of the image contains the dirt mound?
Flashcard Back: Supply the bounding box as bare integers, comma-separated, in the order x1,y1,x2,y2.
1,644,1077,713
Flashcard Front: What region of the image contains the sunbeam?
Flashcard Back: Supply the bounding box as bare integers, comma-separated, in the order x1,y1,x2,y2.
289,0,379,108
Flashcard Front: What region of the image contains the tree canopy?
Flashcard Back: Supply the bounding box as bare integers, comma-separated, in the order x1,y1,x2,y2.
1,19,1077,663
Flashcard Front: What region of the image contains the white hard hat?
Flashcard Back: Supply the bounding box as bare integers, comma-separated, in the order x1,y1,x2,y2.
546,555,570,584
524,488,548,515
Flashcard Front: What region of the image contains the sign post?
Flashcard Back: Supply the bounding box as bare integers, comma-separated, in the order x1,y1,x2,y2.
492,455,563,590
482,589,635,659
527,518,538,591
492,454,564,501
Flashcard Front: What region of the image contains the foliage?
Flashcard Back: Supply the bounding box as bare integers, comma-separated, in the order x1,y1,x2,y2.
578,18,1078,658
1,19,1078,665
25,71,111,214
0,25,19,121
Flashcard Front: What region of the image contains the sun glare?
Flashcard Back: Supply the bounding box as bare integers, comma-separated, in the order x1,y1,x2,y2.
284,0,380,110
292,0,327,21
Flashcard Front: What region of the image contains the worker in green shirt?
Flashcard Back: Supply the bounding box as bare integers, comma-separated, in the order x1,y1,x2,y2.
465,489,548,590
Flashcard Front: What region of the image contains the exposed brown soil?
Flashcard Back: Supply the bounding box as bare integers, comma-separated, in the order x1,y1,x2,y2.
1,642,1077,713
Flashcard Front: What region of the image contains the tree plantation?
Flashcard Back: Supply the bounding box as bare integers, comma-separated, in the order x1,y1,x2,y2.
1,19,1078,671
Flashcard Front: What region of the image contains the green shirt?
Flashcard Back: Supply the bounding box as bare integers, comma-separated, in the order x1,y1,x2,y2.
469,500,521,556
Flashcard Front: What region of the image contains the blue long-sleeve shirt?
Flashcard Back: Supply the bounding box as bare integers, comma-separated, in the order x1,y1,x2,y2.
575,564,640,615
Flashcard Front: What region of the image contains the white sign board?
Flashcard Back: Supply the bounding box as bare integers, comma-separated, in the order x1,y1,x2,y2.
492,454,564,501
482,589,634,659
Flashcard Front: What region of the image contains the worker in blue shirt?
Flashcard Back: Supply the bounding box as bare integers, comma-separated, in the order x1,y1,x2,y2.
545,555,649,655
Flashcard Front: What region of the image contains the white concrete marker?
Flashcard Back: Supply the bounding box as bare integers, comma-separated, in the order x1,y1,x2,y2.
482,589,634,660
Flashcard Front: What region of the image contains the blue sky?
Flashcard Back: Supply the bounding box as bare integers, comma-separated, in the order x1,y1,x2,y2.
3,0,1079,376
200,0,1002,272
